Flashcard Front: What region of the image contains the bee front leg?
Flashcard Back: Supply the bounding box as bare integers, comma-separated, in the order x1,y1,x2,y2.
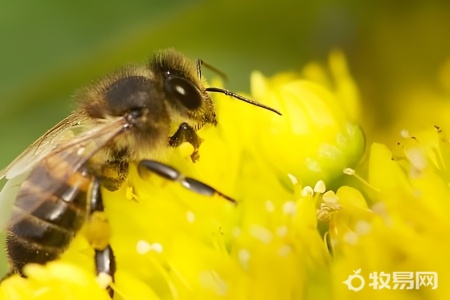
138,159,237,204
86,178,116,298
169,122,203,162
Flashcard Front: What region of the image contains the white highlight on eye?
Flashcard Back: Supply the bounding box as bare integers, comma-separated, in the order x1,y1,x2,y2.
186,210,195,223
265,200,275,212
175,85,186,96
249,225,273,244
238,249,251,270
282,201,297,215
136,240,163,254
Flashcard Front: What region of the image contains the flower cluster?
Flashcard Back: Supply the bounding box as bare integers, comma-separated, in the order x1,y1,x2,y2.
2,51,447,300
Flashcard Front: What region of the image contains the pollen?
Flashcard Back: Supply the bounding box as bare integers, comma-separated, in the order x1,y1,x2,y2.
265,200,275,212
186,210,195,223
314,180,326,194
322,190,338,204
301,186,314,197
355,220,371,235
278,245,292,257
198,271,228,296
249,225,273,244
343,167,355,175
405,147,427,171
343,231,359,245
151,242,163,253
136,240,151,254
400,129,410,138
136,240,164,255
238,249,251,270
276,226,288,237
287,173,299,185
232,227,241,238
282,201,297,215
125,185,137,201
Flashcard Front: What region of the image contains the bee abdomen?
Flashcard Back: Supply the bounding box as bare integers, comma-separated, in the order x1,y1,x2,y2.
14,181,88,228
9,209,78,247
6,212,84,275
6,165,90,275
6,229,64,274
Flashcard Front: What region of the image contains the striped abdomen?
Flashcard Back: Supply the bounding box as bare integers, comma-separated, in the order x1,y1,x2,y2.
5,152,91,274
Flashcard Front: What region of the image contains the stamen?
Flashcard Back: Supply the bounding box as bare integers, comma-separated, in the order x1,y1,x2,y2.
314,180,326,194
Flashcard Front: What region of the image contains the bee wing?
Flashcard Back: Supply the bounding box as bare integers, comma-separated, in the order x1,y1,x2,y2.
0,113,89,180
0,172,28,231
41,115,128,174
0,116,128,230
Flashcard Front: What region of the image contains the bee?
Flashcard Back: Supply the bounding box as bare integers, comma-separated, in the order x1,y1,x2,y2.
0,48,281,297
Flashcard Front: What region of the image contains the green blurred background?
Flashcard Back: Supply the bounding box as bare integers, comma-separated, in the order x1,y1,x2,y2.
1,0,450,275
2,0,450,165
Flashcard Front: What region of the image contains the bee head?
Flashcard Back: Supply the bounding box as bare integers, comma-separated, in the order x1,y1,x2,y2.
79,49,217,134
149,48,217,127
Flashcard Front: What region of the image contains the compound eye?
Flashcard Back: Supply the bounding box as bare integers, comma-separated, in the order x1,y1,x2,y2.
165,76,202,110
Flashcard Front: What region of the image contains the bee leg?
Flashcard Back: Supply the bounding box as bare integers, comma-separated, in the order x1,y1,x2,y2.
99,160,129,191
88,147,129,191
86,178,116,297
168,122,203,162
138,159,237,205
95,245,116,298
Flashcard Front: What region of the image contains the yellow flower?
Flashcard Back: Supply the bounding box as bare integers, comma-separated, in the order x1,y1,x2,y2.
0,262,109,299
1,51,365,299
321,130,450,299
213,50,364,189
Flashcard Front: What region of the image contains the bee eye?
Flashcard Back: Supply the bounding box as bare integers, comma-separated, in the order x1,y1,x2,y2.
165,76,202,110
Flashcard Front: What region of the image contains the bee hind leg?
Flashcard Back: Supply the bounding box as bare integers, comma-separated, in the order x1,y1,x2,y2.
137,159,237,205
86,178,116,298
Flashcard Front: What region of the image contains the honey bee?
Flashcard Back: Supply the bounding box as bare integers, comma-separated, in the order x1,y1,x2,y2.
0,48,280,297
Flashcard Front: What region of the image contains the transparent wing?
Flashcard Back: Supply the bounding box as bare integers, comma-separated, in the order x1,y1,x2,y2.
0,172,28,230
0,116,128,230
36,115,128,173
0,113,89,180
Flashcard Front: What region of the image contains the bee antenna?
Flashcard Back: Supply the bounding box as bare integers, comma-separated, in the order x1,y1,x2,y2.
197,59,228,82
205,87,282,116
